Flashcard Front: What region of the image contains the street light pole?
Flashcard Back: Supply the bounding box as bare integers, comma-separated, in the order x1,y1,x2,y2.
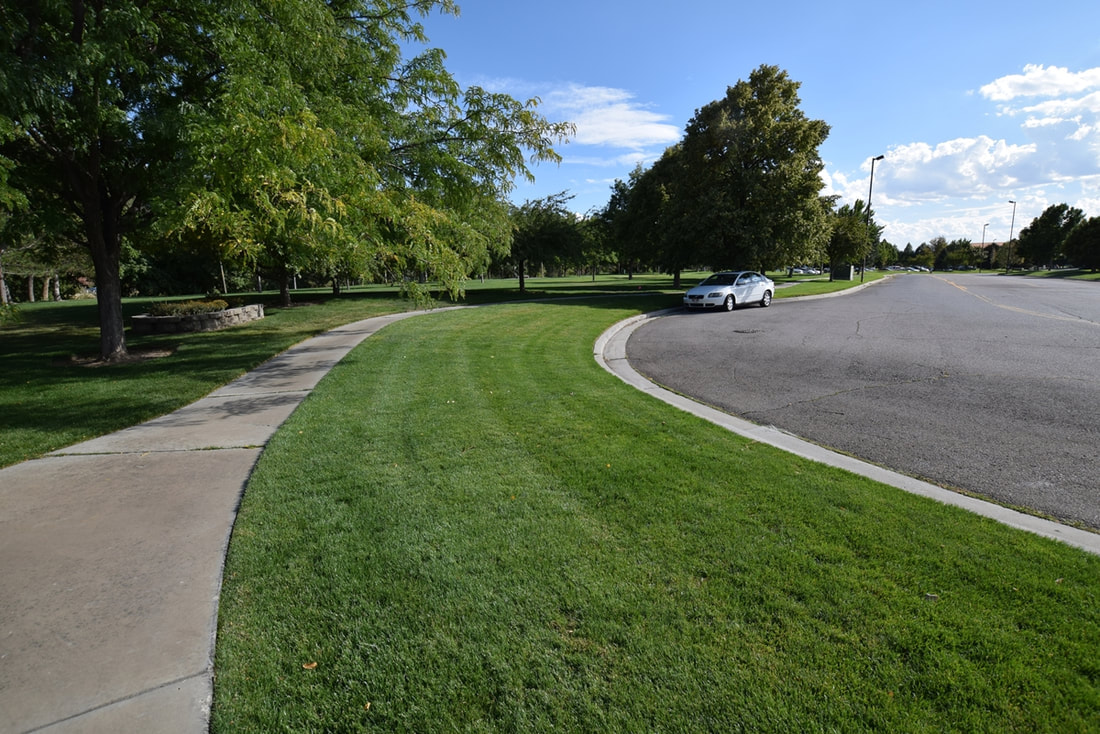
862,154,884,283
1006,200,1017,273
981,223,988,271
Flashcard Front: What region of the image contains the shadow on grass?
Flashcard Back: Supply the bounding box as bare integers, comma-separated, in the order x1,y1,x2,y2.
0,280,686,466
0,291,416,465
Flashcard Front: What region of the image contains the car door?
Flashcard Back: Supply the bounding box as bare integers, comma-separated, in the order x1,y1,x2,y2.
733,273,752,303
736,273,759,303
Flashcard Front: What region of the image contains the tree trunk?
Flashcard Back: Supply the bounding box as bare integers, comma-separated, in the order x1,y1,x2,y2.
0,255,8,306
64,124,129,360
90,240,127,361
278,263,292,307
42,276,51,301
673,269,681,288
83,196,128,361
27,274,35,302
518,259,527,294
51,272,61,301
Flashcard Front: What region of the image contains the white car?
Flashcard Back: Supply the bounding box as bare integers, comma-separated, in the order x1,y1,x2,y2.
683,271,774,311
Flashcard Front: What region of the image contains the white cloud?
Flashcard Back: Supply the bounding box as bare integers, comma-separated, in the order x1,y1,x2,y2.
1069,123,1095,142
979,64,1100,102
1014,89,1100,118
982,68,1100,152
543,84,682,150
560,150,654,169
468,78,681,151
835,136,1038,205
1022,116,1069,129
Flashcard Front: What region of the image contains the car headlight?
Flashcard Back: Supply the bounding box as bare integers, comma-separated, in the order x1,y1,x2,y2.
709,291,723,297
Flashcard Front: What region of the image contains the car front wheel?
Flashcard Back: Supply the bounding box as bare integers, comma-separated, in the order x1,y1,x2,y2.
723,294,735,311
760,290,772,307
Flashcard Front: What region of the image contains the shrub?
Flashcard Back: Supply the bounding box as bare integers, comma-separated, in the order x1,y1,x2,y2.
0,303,21,326
146,299,229,317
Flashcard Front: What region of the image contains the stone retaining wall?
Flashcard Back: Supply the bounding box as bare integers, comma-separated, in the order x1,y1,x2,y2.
131,304,265,335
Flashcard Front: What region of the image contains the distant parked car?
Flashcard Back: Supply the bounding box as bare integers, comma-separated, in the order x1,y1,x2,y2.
683,271,774,311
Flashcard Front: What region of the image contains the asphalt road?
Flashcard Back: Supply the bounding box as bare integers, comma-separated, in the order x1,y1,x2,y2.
626,273,1100,530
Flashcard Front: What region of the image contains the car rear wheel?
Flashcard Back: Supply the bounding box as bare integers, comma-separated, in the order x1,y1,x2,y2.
723,294,735,311
760,290,772,307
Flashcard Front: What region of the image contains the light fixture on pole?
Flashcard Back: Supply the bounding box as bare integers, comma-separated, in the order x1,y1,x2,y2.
862,154,884,283
1006,200,1017,273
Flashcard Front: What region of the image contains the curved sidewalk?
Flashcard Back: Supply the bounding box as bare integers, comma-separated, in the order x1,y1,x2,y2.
0,312,423,734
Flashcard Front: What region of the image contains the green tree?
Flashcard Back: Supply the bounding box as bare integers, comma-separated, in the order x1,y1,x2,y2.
825,200,875,278
899,243,915,266
509,193,583,294
1014,203,1084,269
676,65,831,271
912,242,936,270
601,167,659,280
176,2,571,307
927,236,950,270
598,176,634,274
604,149,700,285
576,212,617,280
877,240,899,268
2,1,570,358
944,238,976,269
1,0,225,359
1063,216,1100,271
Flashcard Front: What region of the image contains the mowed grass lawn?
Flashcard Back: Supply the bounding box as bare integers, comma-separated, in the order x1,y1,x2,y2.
0,272,853,468
213,297,1100,733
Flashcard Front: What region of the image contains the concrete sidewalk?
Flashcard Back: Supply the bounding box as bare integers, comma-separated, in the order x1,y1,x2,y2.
0,312,421,734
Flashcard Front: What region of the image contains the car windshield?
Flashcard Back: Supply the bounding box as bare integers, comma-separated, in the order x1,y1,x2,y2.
702,273,739,286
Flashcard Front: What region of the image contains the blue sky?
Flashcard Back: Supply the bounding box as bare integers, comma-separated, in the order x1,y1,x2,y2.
416,1,1100,248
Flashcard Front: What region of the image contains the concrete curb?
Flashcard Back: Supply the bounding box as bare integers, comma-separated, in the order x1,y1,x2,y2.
595,309,1100,557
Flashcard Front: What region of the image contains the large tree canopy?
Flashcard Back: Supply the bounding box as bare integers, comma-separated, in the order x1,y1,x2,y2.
508,192,583,294
825,200,875,276
677,65,831,271
1063,216,1100,271
1,0,571,359
601,153,696,283
1014,203,1084,268
1,0,225,359
601,66,831,275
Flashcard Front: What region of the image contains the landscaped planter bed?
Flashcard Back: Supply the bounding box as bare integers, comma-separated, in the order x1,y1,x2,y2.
131,304,264,335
